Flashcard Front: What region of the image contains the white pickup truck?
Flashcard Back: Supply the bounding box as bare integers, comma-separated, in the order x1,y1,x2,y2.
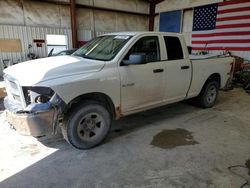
3,32,234,149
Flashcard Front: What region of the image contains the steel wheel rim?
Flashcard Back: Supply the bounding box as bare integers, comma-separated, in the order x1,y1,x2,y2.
77,112,105,141
206,85,217,104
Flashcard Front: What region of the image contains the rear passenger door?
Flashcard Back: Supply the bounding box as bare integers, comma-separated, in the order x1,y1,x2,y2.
162,36,192,102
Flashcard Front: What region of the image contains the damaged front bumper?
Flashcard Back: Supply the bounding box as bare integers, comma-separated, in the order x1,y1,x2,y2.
4,97,57,136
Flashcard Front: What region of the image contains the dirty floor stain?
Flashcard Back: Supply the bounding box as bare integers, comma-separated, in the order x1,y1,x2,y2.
151,128,199,149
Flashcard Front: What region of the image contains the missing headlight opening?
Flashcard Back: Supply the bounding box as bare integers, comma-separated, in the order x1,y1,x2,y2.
23,86,55,104
35,95,50,103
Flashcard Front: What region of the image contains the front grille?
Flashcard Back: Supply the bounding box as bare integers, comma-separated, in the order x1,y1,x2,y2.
4,76,26,109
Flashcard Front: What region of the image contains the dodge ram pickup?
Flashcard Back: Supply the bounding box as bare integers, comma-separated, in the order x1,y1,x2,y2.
3,32,234,149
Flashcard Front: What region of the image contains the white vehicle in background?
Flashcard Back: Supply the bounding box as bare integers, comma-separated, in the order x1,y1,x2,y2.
3,32,234,149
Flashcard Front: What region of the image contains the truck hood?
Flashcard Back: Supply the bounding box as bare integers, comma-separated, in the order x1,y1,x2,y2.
4,56,105,86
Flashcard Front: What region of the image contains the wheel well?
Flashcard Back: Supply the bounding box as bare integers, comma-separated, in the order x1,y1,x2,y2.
198,73,221,96
206,73,221,87
65,92,116,119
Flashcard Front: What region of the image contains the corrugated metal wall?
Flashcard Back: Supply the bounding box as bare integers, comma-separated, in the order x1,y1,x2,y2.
0,25,72,76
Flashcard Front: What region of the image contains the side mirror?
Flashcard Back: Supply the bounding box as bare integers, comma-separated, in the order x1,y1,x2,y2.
123,53,146,65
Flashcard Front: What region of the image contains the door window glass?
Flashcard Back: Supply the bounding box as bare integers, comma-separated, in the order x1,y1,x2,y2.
164,36,184,60
123,36,160,64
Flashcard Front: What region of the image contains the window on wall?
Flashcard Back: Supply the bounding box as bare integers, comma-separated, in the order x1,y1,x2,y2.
159,10,182,33
46,35,68,55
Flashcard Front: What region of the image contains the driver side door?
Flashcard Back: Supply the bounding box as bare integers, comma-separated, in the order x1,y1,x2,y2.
118,36,165,113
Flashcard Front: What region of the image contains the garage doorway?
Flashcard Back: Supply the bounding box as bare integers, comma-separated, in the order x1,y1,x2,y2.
46,34,68,56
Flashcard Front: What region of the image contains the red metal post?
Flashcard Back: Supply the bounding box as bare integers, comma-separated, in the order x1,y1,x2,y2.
149,0,165,31
149,2,155,31
70,0,77,48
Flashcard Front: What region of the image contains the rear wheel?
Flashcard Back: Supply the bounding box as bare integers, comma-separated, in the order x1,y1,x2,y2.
195,80,219,108
61,101,111,149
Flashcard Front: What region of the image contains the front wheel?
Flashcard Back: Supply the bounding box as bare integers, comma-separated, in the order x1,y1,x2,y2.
61,101,112,149
195,80,219,108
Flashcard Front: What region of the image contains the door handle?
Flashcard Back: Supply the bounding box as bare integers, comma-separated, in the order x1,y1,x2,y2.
153,69,164,73
181,66,190,70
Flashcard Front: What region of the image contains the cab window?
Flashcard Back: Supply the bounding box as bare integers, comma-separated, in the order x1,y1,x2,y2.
164,36,184,60
123,36,160,64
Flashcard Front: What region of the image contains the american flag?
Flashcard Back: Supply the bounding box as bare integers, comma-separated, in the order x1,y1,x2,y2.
191,0,250,51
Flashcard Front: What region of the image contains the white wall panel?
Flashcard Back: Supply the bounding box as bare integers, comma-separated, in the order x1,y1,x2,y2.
77,8,148,34
182,9,193,46
94,10,116,31
77,30,93,41
154,15,160,31
156,0,223,13
136,16,148,31
76,0,149,14
116,13,136,31
0,0,24,25
76,0,92,6
77,8,92,30
0,1,71,28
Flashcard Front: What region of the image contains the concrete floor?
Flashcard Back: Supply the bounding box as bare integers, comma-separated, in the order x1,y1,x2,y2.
0,88,249,188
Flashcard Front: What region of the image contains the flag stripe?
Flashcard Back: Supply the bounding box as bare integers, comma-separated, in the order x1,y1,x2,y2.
216,19,250,26
192,31,250,38
217,7,250,14
192,36,250,42
216,23,250,29
192,47,250,51
192,39,250,44
192,43,250,48
192,27,250,34
218,2,250,10
217,15,250,22
218,0,250,6
216,10,250,18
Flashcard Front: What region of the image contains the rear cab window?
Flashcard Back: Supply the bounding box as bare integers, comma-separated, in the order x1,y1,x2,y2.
164,36,184,60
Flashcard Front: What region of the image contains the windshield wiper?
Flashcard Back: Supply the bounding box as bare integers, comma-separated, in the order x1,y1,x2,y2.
81,55,98,60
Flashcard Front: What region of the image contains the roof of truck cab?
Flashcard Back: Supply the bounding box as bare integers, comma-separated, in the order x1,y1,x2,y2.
102,31,182,37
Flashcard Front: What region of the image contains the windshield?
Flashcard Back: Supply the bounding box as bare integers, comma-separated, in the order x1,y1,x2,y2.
72,35,132,61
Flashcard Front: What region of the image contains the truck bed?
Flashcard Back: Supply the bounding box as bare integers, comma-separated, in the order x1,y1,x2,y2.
189,54,231,60
187,55,234,99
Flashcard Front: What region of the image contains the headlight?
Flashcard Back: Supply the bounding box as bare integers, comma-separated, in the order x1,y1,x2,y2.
23,86,55,104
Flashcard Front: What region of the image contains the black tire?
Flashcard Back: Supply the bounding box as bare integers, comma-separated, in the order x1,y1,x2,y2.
61,101,111,149
195,80,219,108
